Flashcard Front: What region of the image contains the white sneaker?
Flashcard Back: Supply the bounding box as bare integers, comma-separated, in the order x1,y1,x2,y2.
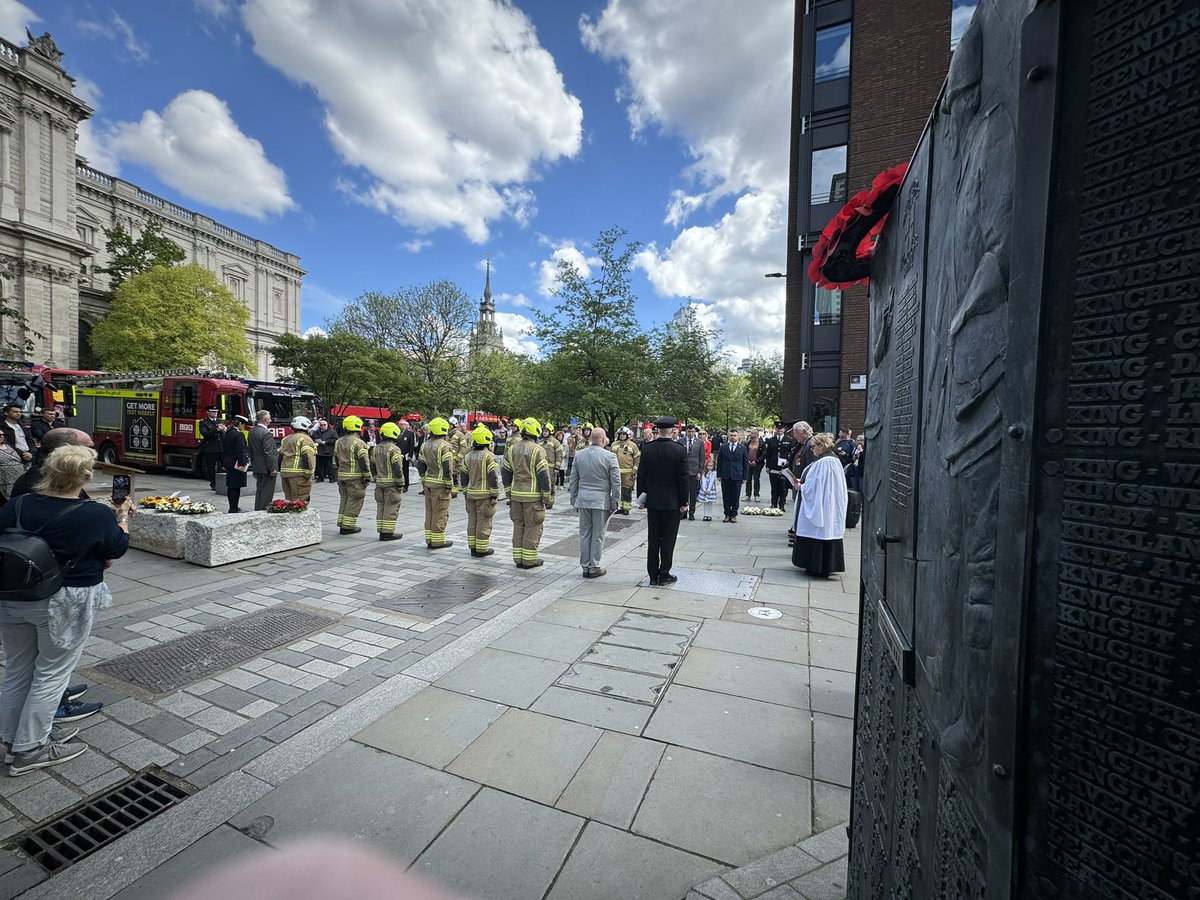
2,725,80,764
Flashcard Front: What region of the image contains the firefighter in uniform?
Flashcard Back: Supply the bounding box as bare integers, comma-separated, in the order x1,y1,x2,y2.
334,415,371,534
372,421,406,541
502,418,553,568
447,417,469,490
417,416,456,549
611,426,641,514
542,428,564,497
279,416,317,502
464,425,501,557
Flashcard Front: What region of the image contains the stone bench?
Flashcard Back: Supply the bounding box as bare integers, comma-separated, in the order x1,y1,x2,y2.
128,512,189,559
183,509,323,567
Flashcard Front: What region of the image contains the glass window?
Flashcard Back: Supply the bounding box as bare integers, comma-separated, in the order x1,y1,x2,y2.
172,383,198,418
811,145,848,204
815,23,851,83
815,287,843,325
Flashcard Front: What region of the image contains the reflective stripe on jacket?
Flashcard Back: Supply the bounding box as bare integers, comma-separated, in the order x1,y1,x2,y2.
419,436,455,486
501,437,551,503
612,439,640,474
280,433,316,475
371,440,405,486
465,448,500,499
334,434,370,480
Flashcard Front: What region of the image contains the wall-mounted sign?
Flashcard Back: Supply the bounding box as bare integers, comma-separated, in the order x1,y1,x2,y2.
849,375,867,391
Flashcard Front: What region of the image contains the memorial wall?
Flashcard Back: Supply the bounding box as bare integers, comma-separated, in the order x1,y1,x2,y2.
848,0,1199,897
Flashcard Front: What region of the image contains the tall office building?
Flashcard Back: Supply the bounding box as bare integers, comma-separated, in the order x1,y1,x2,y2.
780,0,953,430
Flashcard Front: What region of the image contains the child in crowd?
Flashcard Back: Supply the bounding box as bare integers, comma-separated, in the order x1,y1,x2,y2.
698,457,718,521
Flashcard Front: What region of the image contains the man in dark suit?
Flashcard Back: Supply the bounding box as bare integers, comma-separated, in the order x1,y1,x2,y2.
636,416,689,586
763,421,793,511
677,424,705,520
715,428,750,522
396,419,416,491
249,410,280,511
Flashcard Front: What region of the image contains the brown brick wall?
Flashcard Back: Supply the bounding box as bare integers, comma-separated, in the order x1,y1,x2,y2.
839,0,950,434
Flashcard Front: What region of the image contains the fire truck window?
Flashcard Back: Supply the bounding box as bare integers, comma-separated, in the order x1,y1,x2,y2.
254,393,306,422
172,383,198,419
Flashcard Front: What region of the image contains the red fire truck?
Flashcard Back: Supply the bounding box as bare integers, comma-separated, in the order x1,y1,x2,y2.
71,371,320,474
0,361,104,415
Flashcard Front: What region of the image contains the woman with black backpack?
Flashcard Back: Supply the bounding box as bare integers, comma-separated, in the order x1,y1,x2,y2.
0,445,129,775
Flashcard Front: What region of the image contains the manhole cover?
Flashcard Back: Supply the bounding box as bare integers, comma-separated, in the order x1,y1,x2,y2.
542,534,620,557
641,568,759,600
95,606,337,694
20,773,190,873
375,571,502,619
748,607,784,620
605,517,638,532
553,610,699,707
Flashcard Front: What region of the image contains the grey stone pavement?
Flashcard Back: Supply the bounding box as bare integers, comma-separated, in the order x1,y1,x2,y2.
0,473,856,900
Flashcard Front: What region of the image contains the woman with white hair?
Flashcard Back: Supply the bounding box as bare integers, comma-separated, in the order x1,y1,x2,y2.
791,433,848,577
0,444,129,774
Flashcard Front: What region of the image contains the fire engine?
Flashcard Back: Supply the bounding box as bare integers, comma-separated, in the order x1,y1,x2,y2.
70,371,320,474
0,361,104,414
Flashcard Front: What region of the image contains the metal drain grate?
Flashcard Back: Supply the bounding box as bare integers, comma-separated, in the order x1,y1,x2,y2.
95,605,338,694
20,773,190,873
542,534,620,557
375,571,502,619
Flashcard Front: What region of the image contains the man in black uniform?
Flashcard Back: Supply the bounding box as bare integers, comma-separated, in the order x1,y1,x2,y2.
636,416,689,586
198,405,225,490
396,419,416,491
763,421,793,511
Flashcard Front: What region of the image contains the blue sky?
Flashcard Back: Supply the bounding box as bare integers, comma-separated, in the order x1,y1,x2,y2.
3,0,974,363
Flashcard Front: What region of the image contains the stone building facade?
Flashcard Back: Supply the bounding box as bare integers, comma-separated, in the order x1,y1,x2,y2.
0,32,302,378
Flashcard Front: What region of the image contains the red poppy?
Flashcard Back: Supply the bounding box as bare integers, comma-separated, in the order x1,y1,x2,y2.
808,162,908,289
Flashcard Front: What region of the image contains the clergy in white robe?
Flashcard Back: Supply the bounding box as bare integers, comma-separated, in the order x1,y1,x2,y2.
792,436,848,576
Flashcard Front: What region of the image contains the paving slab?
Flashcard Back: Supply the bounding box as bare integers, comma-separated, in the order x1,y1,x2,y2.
623,588,729,619
556,662,668,704
599,625,692,655
812,782,852,833
808,635,858,673
674,647,810,710
809,667,856,718
564,583,642,603
353,686,507,769
490,620,602,662
721,598,809,632
692,619,808,665
812,713,854,787
633,747,812,866
721,843,824,898
531,686,654,735
619,610,703,636
644,685,810,776
807,609,858,638
413,788,583,900
446,708,601,804
806,591,859,615
111,826,265,900
432,648,569,708
228,743,477,861
790,857,849,900
548,821,726,900
533,597,628,631
578,642,680,677
555,731,665,829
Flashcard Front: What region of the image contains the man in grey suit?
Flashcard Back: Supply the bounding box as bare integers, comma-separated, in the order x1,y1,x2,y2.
678,424,706,520
569,427,621,578
249,410,280,511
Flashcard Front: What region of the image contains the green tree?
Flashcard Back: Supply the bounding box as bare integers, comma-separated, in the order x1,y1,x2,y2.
653,304,722,424
463,349,533,418
533,227,653,432
270,331,419,415
90,264,252,371
708,371,759,433
330,282,475,407
98,221,187,291
745,351,784,420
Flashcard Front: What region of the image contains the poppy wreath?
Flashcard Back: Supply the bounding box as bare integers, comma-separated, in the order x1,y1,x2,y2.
807,162,909,289
267,499,307,513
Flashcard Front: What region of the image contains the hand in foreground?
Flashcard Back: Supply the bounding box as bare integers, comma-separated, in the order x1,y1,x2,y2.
679,505,688,515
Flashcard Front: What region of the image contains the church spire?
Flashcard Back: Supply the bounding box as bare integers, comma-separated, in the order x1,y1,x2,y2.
483,258,493,310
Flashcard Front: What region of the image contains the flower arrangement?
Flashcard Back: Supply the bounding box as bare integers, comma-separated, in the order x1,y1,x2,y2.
174,501,215,515
267,499,308,514
808,162,909,289
761,507,785,517
740,506,763,516
139,496,184,511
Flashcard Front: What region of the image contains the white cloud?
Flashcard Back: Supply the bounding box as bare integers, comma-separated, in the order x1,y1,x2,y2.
403,238,432,253
496,291,532,309
0,0,37,42
105,90,295,219
536,241,598,297
71,75,121,173
638,191,786,360
303,325,328,338
77,12,150,63
951,4,978,45
581,0,792,214
196,0,234,19
304,282,350,326
494,311,538,356
241,0,582,243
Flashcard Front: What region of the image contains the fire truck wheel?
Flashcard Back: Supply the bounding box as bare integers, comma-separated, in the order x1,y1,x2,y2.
100,444,119,466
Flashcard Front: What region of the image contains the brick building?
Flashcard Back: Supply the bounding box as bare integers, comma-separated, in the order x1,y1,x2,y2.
780,0,952,431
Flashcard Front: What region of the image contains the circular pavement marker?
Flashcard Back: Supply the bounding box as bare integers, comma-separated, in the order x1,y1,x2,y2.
747,606,784,620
